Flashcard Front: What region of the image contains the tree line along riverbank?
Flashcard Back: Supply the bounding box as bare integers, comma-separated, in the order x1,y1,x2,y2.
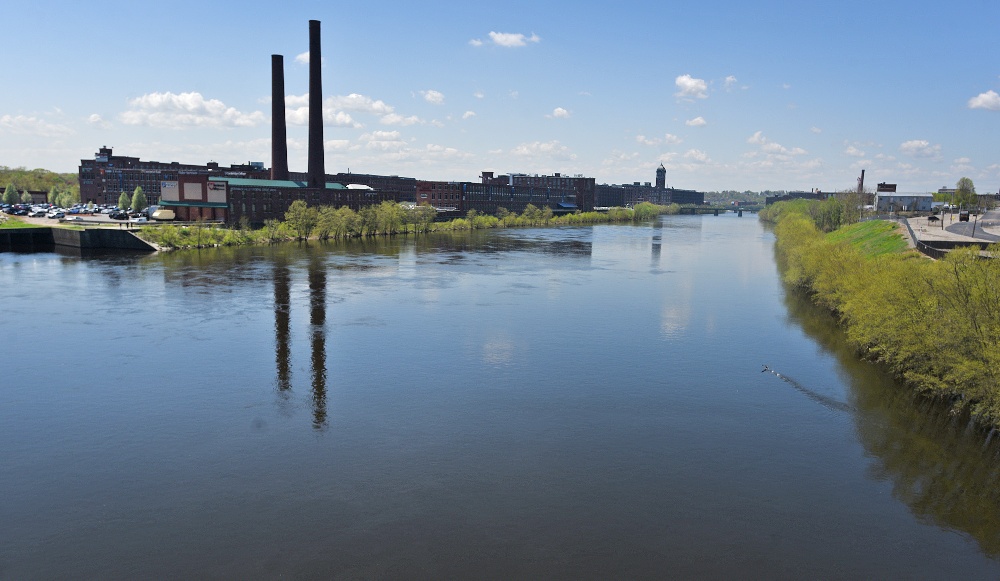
761,198,1000,430
134,201,679,250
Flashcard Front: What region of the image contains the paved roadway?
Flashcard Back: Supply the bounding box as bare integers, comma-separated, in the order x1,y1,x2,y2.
939,209,1000,241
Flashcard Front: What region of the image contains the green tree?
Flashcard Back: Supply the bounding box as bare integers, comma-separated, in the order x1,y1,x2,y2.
55,190,78,209
131,186,148,213
2,184,17,205
20,191,32,204
522,204,542,224
413,204,437,233
48,186,58,205
955,177,977,208
118,191,131,211
284,200,318,240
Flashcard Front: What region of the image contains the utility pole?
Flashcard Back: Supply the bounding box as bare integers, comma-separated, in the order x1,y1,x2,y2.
857,169,866,222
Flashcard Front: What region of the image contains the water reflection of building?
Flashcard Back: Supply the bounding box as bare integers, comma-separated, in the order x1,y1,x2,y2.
308,253,328,430
274,259,292,392
270,249,329,430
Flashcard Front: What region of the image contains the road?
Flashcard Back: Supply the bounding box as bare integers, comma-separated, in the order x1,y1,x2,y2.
943,209,1000,241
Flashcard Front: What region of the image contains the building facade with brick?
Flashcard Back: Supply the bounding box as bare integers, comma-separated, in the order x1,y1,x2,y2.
79,146,270,207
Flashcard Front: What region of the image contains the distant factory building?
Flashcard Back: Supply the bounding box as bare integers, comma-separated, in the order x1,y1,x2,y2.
764,191,834,205
595,163,704,207
415,172,592,216
79,146,269,206
874,192,934,212
78,20,411,225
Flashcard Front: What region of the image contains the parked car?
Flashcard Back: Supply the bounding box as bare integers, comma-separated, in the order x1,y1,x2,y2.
109,211,128,220
130,217,148,224
959,210,970,222
47,212,65,219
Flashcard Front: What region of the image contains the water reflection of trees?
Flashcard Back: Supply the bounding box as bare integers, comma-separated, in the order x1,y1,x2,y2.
782,283,1000,557
414,230,593,257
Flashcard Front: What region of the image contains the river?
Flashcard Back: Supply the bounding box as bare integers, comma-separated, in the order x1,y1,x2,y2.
2,214,999,579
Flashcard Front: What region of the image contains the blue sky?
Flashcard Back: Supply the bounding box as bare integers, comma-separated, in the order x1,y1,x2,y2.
3,0,998,192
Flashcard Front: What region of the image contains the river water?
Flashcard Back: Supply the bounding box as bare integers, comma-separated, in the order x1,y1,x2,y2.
3,214,1000,579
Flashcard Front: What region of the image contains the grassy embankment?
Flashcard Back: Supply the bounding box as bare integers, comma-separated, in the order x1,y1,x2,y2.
135,201,680,250
764,199,1000,429
0,217,46,229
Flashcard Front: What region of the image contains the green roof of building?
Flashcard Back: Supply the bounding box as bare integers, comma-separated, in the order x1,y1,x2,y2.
209,177,348,189
159,200,229,209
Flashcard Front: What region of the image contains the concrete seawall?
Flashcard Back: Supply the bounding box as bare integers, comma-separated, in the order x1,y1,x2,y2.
1,227,156,253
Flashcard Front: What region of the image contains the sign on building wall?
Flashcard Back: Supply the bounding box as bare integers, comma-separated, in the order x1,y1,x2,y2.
207,181,227,203
183,183,203,201
160,181,179,201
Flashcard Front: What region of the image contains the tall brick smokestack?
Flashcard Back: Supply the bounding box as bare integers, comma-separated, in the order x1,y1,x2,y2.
270,54,289,181
307,19,325,189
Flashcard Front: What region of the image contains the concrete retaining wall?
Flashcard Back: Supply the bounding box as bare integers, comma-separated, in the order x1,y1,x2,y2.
1,227,156,252
51,228,157,251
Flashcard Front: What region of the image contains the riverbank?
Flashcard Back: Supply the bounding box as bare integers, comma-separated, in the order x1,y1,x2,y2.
764,201,1000,430
135,201,680,250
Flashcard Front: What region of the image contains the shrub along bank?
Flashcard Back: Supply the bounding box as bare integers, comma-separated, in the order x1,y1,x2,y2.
136,201,679,250
764,199,1000,429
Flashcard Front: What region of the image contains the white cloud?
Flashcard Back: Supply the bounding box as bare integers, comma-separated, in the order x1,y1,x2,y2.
747,131,806,156
462,111,476,120
360,130,406,151
468,38,483,47
550,107,570,119
810,127,822,134
285,93,424,128
509,90,519,99
637,133,682,146
510,140,576,161
380,113,422,126
119,92,265,129
684,149,710,163
87,114,111,129
899,139,942,159
325,110,361,128
294,51,325,66
330,93,394,115
685,116,707,127
951,157,975,173
481,31,541,47
0,114,74,137
968,90,1000,111
421,90,445,105
724,75,738,91
675,74,708,100
285,95,363,128
473,91,485,99
423,143,473,160
844,145,866,157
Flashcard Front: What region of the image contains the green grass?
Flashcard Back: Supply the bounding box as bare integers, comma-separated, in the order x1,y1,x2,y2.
826,220,909,257
0,219,46,229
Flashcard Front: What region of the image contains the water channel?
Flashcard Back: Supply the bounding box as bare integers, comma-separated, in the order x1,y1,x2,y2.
3,214,1000,578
